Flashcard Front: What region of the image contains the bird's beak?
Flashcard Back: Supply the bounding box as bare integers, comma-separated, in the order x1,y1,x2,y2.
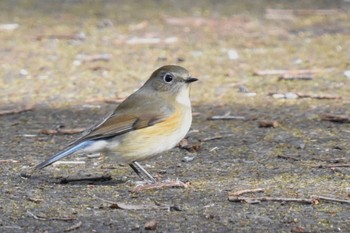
185,77,198,83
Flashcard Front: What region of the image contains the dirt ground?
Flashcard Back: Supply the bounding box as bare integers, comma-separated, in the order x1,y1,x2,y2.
0,1,349,232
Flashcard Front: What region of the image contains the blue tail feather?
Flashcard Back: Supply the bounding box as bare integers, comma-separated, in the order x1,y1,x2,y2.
35,141,92,170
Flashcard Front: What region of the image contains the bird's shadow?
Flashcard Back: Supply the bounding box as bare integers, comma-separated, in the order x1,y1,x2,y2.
21,170,129,186
56,174,128,186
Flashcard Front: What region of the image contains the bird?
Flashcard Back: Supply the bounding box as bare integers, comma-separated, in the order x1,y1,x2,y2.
35,65,197,183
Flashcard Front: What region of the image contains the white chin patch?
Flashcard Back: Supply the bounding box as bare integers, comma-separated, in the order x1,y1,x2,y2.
176,86,191,106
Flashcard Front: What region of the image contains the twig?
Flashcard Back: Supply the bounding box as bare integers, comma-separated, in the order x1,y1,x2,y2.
313,195,350,205
0,105,34,116
229,188,265,196
313,164,350,168
266,8,340,18
269,92,342,100
36,33,85,41
229,195,350,205
40,128,85,135
265,9,340,20
292,9,340,16
201,135,224,141
64,221,82,232
27,211,44,220
130,180,190,193
277,155,300,161
201,134,234,142
126,37,161,44
310,157,346,163
95,196,182,211
94,196,115,204
83,97,125,104
53,161,85,166
228,196,314,204
278,75,313,81
320,114,350,123
88,66,110,71
253,69,325,76
165,16,215,27
297,93,341,100
207,115,246,121
27,197,43,203
0,225,22,230
60,174,112,184
109,202,179,211
75,53,112,63
27,211,76,221
0,23,19,31
0,159,19,163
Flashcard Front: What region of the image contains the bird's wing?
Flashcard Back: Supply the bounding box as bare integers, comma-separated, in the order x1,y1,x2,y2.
71,92,173,143
80,112,166,141
35,90,174,170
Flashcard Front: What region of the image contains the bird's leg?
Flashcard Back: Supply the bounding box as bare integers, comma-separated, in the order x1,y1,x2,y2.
130,161,157,183
129,163,141,177
128,161,189,192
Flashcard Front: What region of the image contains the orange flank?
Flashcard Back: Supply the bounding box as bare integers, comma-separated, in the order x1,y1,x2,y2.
110,105,189,163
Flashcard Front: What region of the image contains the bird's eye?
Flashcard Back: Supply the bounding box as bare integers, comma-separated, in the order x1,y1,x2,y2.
163,73,174,83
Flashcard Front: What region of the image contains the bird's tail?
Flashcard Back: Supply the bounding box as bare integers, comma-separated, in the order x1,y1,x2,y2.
35,141,92,170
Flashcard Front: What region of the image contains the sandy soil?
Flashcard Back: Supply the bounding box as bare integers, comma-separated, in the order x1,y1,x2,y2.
0,1,349,232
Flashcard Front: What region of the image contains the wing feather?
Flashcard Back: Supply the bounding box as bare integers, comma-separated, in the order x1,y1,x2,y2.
70,90,173,144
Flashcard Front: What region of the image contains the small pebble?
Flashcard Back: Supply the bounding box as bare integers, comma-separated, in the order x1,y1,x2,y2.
19,69,29,76
238,85,248,93
191,51,203,57
131,224,140,231
0,23,19,31
182,156,195,162
87,153,101,158
97,19,113,28
285,92,298,99
293,58,303,64
272,93,285,99
164,37,178,44
272,93,298,99
227,49,239,60
144,220,157,231
297,143,305,150
344,70,350,78
245,92,257,97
